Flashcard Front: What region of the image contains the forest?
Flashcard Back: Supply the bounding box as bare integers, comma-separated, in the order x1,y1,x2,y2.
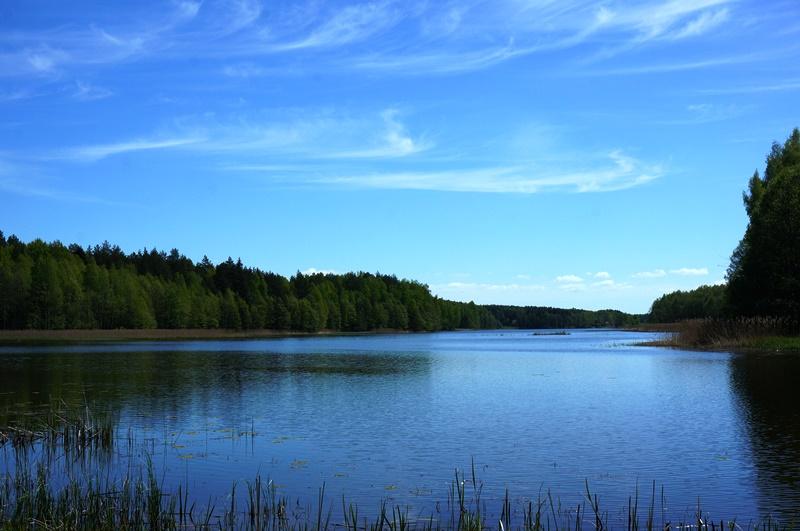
647,129,800,323
0,233,638,333
485,305,639,329
0,234,501,333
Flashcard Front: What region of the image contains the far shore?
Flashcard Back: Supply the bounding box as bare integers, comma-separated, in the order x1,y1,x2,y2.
0,327,642,345
0,328,416,345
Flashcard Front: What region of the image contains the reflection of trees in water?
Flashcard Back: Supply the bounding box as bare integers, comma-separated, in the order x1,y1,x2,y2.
0,350,433,427
730,352,800,520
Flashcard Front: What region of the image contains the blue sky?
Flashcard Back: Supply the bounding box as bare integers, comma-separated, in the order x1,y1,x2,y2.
1,0,799,313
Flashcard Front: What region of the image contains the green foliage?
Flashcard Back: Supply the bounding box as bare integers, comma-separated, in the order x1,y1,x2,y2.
0,233,501,333
648,284,728,323
727,128,800,318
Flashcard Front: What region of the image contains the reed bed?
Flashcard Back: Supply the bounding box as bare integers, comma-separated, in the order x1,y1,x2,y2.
0,402,114,452
642,317,800,350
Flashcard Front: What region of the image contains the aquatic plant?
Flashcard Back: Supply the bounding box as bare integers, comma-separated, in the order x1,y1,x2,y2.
1,407,796,530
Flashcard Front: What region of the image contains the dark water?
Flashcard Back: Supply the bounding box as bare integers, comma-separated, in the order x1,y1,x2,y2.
1,330,799,522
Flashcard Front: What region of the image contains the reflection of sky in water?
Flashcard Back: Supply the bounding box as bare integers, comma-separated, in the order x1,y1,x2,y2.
2,329,799,523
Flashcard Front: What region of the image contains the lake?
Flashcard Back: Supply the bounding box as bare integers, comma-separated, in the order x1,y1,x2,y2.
1,329,799,525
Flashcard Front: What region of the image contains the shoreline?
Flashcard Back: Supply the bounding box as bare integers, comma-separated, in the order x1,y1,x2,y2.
0,326,635,345
0,327,417,345
637,335,800,352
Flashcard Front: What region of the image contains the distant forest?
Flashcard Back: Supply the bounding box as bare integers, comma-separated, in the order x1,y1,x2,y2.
0,232,637,332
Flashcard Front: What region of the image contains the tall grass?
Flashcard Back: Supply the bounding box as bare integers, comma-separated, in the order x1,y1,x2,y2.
0,401,114,452
2,458,793,530
645,317,799,349
1,409,796,530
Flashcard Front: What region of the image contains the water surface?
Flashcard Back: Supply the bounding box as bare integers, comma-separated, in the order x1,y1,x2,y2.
1,330,798,523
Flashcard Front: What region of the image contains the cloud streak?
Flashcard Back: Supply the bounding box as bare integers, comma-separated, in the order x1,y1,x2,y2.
317,151,660,194
62,137,202,162
0,0,751,80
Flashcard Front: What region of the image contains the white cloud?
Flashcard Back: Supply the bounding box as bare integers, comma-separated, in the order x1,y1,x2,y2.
594,271,611,279
0,0,743,80
57,108,426,162
670,8,729,39
270,2,400,51
633,269,667,278
62,137,202,162
318,151,661,194
301,267,338,275
556,275,584,283
327,109,430,158
670,267,709,276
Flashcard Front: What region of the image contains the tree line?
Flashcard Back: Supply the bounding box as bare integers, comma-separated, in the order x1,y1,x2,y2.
0,235,500,332
648,284,727,323
648,129,800,323
0,233,642,332
485,305,639,329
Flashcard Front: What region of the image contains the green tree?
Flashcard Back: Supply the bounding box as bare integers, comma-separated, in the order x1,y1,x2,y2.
727,129,800,317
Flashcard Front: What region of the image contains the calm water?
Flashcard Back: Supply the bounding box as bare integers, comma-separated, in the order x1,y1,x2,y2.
1,329,799,523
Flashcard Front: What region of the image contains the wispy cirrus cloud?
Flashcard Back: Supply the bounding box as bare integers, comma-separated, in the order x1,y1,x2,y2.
669,7,730,39
0,157,121,204
577,53,761,76
0,0,753,81
697,79,800,95
317,151,660,194
53,107,428,162
327,109,431,158
269,2,400,52
61,137,202,162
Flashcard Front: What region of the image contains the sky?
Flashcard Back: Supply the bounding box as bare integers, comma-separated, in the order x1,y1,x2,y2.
1,0,799,313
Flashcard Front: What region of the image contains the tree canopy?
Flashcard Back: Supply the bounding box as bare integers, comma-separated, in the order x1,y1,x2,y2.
727,128,800,318
648,284,727,323
0,235,499,332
